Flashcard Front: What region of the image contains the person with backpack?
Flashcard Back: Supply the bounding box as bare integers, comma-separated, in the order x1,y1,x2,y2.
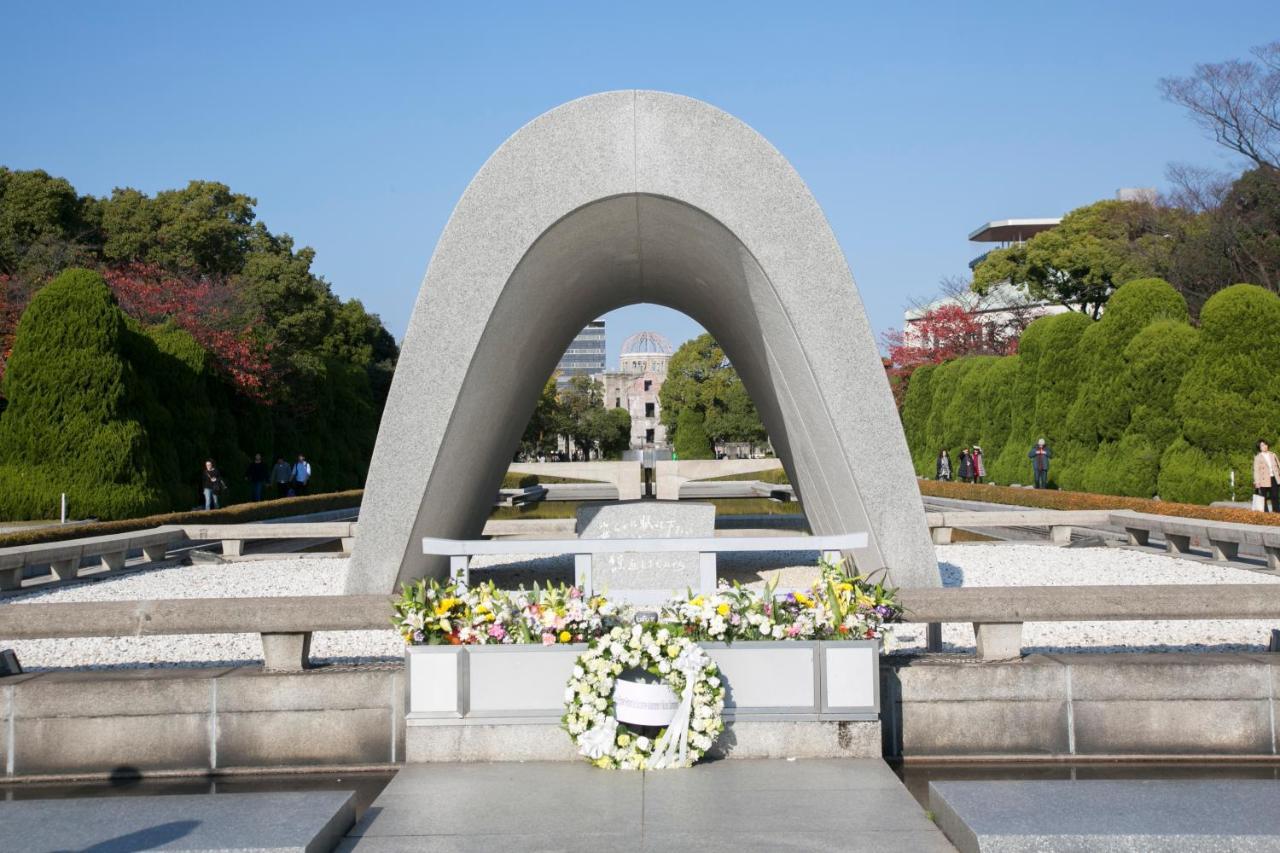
201,459,226,511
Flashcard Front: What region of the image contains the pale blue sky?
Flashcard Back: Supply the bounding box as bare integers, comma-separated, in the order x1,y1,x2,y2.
2,2,1268,366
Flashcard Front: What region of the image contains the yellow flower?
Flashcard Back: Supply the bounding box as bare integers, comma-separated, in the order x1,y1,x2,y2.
434,597,459,616
690,595,705,608
837,583,853,593
716,603,731,617
666,643,681,658
559,630,572,643
616,734,631,747
594,757,613,769
794,592,813,607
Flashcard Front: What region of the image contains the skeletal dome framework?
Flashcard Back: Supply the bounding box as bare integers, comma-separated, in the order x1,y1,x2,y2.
620,331,674,357
347,91,939,592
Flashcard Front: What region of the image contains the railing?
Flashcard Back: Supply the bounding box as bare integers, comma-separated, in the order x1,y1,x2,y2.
2,585,1277,671
422,532,868,600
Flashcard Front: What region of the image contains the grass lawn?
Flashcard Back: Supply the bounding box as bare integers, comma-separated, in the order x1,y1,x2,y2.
490,497,805,521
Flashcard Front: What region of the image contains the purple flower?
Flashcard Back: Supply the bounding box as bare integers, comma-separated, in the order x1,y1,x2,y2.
412,630,425,643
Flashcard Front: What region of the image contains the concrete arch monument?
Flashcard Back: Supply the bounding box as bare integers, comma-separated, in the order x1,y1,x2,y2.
347,91,939,592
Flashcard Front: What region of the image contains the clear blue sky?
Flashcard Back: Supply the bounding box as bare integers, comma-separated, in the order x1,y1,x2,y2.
3,2,1268,366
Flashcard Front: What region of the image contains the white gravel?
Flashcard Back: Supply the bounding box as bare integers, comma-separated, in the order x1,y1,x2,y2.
2,544,1277,670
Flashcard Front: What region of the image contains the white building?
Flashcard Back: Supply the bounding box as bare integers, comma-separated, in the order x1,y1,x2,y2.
597,331,672,449
904,218,1066,348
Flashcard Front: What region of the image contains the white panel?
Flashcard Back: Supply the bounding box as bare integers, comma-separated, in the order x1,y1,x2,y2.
823,646,875,709
408,650,461,715
469,649,581,713
709,646,816,710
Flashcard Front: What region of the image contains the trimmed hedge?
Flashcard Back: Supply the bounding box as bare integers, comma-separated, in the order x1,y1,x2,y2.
0,489,363,548
1066,279,1188,447
0,269,163,518
918,478,1280,527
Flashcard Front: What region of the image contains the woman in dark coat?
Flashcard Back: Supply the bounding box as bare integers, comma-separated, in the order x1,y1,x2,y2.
958,447,975,483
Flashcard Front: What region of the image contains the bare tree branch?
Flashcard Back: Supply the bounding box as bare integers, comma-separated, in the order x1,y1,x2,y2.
1159,41,1280,172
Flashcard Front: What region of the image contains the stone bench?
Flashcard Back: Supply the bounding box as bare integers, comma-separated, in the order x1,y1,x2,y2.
1110,510,1280,566
927,510,1113,545
0,527,182,591
179,522,357,558
897,582,1280,661
494,485,548,507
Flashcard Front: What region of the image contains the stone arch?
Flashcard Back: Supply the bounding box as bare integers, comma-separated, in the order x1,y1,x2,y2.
346,91,939,592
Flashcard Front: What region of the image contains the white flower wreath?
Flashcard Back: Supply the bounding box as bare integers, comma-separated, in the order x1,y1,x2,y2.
562,622,726,770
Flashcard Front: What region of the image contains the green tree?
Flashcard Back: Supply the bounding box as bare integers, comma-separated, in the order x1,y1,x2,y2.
1065,278,1189,448
0,168,97,278
899,362,937,474
973,200,1176,318
1176,284,1280,457
0,269,161,519
660,333,767,447
1121,319,1200,452
521,375,562,458
101,180,256,275
674,408,714,459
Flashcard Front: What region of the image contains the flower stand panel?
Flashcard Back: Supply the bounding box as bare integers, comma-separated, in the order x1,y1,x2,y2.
407,640,878,724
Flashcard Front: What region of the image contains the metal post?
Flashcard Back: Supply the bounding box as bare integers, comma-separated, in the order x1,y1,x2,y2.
60,493,67,524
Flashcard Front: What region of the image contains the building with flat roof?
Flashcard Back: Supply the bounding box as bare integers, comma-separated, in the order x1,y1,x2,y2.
906,216,1067,349
555,320,606,386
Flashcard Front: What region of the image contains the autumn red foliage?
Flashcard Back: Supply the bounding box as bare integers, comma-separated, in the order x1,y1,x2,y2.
101,264,273,400
882,303,1019,405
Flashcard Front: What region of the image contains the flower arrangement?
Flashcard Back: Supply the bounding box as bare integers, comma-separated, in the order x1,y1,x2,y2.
563,623,725,770
392,577,620,646
391,557,899,648
659,557,899,644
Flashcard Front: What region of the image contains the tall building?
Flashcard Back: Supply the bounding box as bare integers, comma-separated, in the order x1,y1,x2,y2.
598,331,673,449
555,320,606,386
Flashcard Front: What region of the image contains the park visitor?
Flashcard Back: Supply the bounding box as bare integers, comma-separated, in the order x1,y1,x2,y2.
292,454,312,495
972,445,986,484
201,459,225,511
958,446,974,483
271,457,292,499
246,453,268,502
1253,440,1280,512
936,449,951,481
1028,439,1052,489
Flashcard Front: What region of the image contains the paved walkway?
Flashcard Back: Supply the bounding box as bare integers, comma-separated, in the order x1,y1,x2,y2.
337,758,954,852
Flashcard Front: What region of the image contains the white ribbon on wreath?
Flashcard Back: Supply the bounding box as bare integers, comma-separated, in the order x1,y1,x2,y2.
647,644,711,770
577,716,618,760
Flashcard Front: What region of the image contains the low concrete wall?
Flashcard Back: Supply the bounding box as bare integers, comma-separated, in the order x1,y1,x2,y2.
1,664,404,780
5,653,1279,779
882,652,1280,759
508,462,642,501
654,459,783,501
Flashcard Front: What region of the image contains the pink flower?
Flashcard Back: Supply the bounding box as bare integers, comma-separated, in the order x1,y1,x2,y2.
488,625,506,639
541,633,556,646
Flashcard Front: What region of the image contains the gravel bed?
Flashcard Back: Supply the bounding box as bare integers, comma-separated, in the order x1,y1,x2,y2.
2,544,1277,670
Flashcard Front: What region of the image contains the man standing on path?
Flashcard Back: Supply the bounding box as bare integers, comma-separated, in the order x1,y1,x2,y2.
1028,438,1052,489
271,456,292,499
292,454,312,496
246,453,268,502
